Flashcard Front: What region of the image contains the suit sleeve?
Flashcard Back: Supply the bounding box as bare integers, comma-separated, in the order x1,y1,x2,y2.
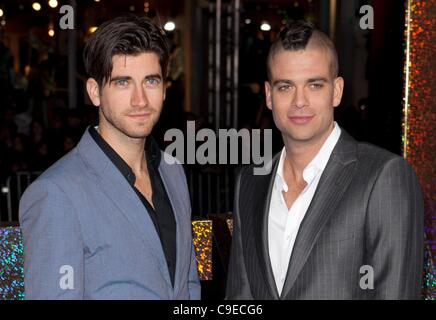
225,169,254,299
366,157,424,299
19,179,84,299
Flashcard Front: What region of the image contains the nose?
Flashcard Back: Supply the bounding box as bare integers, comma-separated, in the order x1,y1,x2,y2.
131,84,147,108
292,87,308,109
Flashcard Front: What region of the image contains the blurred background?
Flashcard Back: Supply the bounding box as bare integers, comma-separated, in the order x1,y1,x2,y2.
0,0,434,299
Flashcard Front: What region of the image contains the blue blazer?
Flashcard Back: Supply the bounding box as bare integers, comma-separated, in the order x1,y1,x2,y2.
19,128,201,299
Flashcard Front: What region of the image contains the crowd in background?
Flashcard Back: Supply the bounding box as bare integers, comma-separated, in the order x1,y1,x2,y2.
0,95,98,185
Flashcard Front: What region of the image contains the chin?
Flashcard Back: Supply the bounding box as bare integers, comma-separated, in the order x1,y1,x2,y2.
122,122,155,138
285,129,315,142
133,132,152,139
291,135,315,143
122,129,152,139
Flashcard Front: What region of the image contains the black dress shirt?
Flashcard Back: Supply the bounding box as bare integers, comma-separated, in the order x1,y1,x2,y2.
89,126,177,286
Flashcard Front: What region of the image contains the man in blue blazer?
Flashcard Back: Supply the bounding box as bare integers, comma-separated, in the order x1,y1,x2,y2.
19,15,201,299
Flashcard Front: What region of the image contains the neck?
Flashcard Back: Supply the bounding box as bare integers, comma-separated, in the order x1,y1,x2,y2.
282,122,335,180
97,126,147,174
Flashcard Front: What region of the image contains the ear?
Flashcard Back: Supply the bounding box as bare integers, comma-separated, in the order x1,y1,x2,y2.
333,77,344,108
86,78,101,107
265,81,273,111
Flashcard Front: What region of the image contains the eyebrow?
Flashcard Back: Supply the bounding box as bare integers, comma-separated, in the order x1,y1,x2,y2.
272,77,329,86
307,77,329,83
109,76,131,84
109,74,163,84
144,74,163,81
272,79,293,86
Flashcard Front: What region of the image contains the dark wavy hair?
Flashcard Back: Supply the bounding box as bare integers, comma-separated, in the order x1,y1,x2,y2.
83,15,169,88
267,20,339,80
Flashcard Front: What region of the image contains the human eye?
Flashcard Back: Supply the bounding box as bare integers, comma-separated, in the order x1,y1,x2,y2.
309,82,324,90
277,84,292,92
114,78,129,87
145,77,161,88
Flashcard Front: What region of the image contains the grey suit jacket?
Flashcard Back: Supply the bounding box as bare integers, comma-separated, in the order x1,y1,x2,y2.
19,128,201,299
226,130,424,300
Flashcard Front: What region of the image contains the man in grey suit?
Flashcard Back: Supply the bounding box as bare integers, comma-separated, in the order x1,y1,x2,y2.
226,20,424,300
19,15,201,299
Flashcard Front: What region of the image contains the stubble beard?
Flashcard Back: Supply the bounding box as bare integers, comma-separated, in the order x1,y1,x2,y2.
99,108,160,140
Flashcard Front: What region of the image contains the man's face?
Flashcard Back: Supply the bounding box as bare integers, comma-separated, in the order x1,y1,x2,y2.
265,47,343,146
87,52,165,140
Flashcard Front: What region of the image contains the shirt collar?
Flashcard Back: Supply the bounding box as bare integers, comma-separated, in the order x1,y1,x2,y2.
88,126,161,185
304,122,341,178
276,122,341,190
276,148,289,192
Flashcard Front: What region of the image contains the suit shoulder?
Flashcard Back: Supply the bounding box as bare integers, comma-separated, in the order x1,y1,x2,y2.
235,164,262,186
356,141,409,167
160,150,183,166
158,150,190,190
27,148,88,194
356,141,397,159
353,141,417,185
159,150,186,177
236,152,281,181
235,164,252,180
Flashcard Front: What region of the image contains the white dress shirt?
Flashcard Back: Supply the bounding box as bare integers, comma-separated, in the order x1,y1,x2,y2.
268,123,341,295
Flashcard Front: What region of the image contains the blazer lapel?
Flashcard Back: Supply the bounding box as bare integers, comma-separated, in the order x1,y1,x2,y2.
158,162,187,295
280,131,358,298
252,153,281,299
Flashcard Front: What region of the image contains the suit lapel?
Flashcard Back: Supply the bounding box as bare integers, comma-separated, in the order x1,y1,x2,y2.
76,129,172,288
252,153,281,299
158,162,186,295
280,131,358,298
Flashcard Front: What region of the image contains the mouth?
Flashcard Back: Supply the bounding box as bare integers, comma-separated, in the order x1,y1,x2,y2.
288,115,315,125
127,113,151,119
